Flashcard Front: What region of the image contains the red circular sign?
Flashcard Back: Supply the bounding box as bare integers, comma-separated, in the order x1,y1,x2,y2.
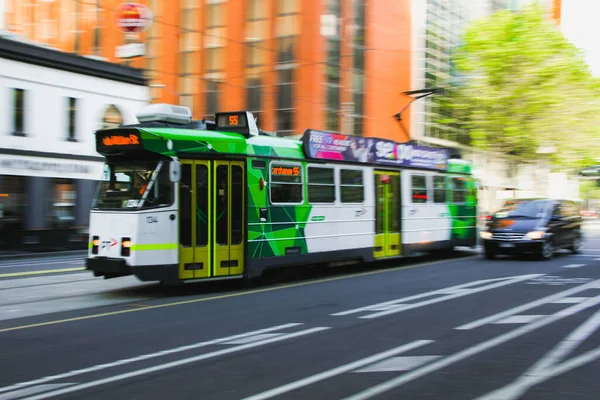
115,3,153,33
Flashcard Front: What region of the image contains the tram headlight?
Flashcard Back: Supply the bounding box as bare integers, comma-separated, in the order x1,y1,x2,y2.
92,236,99,255
121,237,132,257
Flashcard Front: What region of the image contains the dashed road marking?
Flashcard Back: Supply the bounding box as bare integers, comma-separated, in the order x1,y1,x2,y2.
0,384,75,400
242,340,433,400
0,323,303,395
21,326,330,400
493,315,545,324
332,274,543,319
552,297,591,304
457,279,600,330
344,295,600,400
476,307,600,399
353,356,442,373
562,264,586,269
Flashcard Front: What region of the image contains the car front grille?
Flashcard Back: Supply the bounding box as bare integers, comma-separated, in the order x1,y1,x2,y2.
492,232,526,241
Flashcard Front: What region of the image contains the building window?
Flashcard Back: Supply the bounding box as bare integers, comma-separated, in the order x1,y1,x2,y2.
12,88,25,136
352,0,366,136
340,169,364,203
67,97,77,141
325,0,341,131
204,0,225,116
270,162,303,204
275,1,298,136
50,179,77,228
245,0,267,125
0,176,27,250
308,167,335,203
424,0,470,144
205,80,220,117
101,105,123,129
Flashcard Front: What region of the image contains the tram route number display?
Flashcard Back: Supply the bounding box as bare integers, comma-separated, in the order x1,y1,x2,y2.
216,112,248,129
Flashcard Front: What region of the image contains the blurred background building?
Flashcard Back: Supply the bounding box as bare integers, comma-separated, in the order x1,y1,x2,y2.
2,0,412,141
0,36,147,250
0,0,581,249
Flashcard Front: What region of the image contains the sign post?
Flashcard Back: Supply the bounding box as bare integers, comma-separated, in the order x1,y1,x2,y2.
114,2,153,60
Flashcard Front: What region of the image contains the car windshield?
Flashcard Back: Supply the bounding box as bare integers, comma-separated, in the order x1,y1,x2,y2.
93,160,173,210
494,200,550,219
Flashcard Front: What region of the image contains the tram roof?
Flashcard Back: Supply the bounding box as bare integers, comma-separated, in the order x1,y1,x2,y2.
95,125,472,174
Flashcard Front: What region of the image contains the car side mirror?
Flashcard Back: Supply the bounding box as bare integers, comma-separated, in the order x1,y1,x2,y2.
169,161,181,183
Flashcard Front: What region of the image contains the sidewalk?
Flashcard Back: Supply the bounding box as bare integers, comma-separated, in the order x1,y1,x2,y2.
0,249,88,261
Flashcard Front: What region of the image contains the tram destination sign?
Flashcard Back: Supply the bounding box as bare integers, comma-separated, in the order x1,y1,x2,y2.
96,129,144,153
302,129,448,171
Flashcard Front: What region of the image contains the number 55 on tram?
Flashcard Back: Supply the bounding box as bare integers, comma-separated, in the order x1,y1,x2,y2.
86,104,478,285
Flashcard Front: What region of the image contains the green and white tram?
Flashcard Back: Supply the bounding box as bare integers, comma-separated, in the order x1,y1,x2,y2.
86,104,477,285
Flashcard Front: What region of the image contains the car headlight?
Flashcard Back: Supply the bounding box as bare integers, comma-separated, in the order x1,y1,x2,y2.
526,231,545,240
480,231,492,239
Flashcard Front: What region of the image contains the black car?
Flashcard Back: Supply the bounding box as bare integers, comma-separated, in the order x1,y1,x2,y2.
480,198,583,260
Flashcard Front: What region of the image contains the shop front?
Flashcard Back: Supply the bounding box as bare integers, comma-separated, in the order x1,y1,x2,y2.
0,152,105,251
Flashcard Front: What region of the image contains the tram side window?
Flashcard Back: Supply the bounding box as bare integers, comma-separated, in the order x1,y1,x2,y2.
450,177,467,203
340,169,364,203
433,176,446,203
411,175,428,203
308,167,335,203
270,163,303,204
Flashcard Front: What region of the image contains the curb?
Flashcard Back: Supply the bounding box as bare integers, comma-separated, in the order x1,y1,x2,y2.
0,249,88,261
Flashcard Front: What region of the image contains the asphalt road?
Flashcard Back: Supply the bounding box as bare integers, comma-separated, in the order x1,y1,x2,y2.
1,224,600,399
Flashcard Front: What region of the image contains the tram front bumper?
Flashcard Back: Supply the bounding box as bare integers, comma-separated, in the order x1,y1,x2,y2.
86,257,132,279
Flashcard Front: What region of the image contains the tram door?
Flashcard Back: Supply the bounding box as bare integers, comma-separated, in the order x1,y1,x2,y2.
374,171,401,259
178,160,245,280
213,161,245,277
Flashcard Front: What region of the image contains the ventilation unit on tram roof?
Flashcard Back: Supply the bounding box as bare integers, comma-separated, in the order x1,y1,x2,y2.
136,103,193,125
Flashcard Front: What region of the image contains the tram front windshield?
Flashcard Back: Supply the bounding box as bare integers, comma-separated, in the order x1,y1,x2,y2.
93,160,173,210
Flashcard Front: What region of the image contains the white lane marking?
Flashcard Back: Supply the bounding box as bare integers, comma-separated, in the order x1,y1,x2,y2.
331,274,543,319
493,315,545,324
353,356,441,373
0,323,302,394
552,297,591,304
241,340,432,400
22,327,330,400
456,278,600,330
0,384,75,400
526,276,592,286
595,258,600,261
562,264,586,269
476,307,600,399
221,333,281,345
343,294,600,400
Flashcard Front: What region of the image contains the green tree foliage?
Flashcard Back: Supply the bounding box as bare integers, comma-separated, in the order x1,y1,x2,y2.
443,2,600,168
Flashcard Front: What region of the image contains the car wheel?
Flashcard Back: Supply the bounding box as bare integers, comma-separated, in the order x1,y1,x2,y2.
540,240,555,260
570,235,582,254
